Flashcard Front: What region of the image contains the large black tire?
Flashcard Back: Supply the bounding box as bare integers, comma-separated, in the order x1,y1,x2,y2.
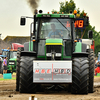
16,47,24,91
88,49,94,93
19,56,39,93
71,57,89,94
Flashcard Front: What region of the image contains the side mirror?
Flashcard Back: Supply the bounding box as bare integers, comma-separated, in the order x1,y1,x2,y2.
88,30,93,38
84,17,89,26
20,18,26,25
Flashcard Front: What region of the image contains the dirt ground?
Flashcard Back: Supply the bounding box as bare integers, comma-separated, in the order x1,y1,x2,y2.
0,74,100,100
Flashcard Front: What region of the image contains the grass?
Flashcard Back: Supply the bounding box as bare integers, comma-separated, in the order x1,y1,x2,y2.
94,76,100,77
0,77,16,81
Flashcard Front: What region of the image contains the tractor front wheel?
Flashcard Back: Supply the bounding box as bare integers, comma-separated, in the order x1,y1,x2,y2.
71,57,89,94
19,56,39,93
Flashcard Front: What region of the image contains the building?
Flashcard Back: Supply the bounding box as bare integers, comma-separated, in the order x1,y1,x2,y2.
0,36,30,53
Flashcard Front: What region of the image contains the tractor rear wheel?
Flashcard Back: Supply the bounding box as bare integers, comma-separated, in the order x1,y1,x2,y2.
71,57,89,94
19,56,38,93
16,47,24,91
88,49,94,93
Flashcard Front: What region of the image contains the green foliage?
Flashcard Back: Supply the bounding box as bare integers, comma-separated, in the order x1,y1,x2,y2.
52,9,57,14
59,0,76,13
51,0,100,55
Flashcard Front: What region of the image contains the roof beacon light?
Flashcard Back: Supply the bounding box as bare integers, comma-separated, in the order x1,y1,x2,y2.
52,12,54,14
83,13,86,17
7,47,9,49
74,10,77,15
57,12,59,14
48,12,49,14
62,12,64,14
74,40,77,42
76,14,80,18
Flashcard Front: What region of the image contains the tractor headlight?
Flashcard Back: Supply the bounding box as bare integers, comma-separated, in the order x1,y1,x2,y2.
87,45,90,49
9,62,15,65
46,53,52,57
55,53,61,57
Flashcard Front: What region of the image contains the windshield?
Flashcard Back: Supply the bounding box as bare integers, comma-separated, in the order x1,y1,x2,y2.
2,51,6,56
39,18,71,39
2,51,9,57
10,51,17,58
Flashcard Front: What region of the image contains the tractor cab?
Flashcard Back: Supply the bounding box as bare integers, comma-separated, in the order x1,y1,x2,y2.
21,11,76,60
36,17,74,60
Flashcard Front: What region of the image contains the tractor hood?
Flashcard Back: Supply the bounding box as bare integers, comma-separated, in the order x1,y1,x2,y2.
8,58,16,65
9,58,17,61
45,39,63,60
45,39,63,45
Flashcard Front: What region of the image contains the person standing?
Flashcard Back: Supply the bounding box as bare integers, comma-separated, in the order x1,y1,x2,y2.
3,57,7,73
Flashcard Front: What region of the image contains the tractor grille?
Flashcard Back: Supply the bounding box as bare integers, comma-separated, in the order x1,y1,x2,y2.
46,45,62,53
9,60,15,65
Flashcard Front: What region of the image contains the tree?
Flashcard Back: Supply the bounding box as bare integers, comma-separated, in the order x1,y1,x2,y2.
59,0,76,13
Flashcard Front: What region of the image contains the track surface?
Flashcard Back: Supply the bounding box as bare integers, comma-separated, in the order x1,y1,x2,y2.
0,74,100,100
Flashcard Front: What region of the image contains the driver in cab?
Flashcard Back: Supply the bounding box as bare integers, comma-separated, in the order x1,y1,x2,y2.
48,23,63,38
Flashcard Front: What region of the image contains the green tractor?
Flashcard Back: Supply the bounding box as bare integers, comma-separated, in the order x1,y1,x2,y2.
16,10,94,94
0,43,24,74
7,49,17,73
0,49,17,74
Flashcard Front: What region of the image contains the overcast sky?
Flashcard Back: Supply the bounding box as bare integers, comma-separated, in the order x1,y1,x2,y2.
0,0,100,39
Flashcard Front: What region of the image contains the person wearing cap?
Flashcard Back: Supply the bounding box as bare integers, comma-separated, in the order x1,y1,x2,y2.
48,24,63,38
3,57,7,73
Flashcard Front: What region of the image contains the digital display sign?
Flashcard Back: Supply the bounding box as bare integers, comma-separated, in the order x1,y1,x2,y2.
65,18,87,29
66,19,84,28
74,20,84,28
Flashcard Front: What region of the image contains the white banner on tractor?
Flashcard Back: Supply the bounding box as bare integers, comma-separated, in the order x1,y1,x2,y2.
33,61,72,83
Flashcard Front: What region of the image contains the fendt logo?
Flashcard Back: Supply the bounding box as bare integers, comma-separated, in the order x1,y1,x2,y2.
35,68,71,74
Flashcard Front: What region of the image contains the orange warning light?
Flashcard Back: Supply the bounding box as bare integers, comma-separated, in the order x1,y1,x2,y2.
74,40,77,42
83,13,86,17
74,10,77,14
